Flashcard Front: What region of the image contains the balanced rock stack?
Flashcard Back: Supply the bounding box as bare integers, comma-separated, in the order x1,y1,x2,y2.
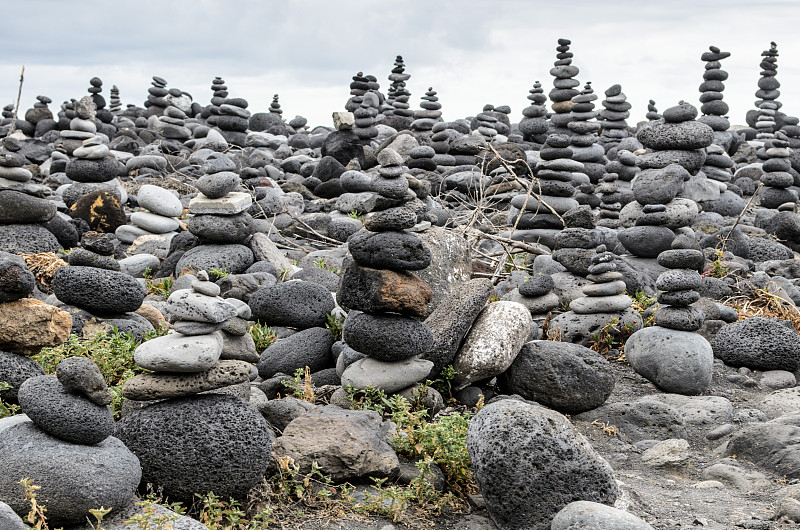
604,139,641,184
116,184,183,244
568,82,606,183
518,81,549,144
337,148,435,393
345,72,369,112
502,272,560,326
216,96,250,147
116,270,269,502
626,236,714,395
25,95,55,137
510,134,580,232
0,135,35,189
0,357,141,527
758,132,798,209
156,89,192,141
407,145,437,171
269,94,283,116
144,76,169,116
429,122,457,171
698,46,732,135
180,156,254,275
123,271,254,403
87,76,106,111
551,243,642,345
750,42,782,138
410,87,442,132
385,55,410,114
646,100,661,121
595,172,623,228
0,160,62,255
59,96,100,155
474,110,499,142
549,38,581,135
109,85,122,114
205,76,228,125
598,84,630,152
354,90,380,146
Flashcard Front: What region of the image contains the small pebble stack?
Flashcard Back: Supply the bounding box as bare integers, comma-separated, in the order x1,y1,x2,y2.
206,76,228,125
337,148,435,393
354,90,380,146
116,184,183,244
568,245,632,315
519,81,549,144
502,272,560,325
87,77,106,111
549,38,581,134
216,95,251,147
598,84,631,152
753,42,781,139
384,55,410,115
269,94,283,116
407,145,437,171
595,172,623,228
646,100,661,121
568,82,606,183
109,85,122,115
758,131,798,208
144,76,169,116
410,87,442,132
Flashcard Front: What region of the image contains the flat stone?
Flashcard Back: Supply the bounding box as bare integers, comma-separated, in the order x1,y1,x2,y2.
343,311,434,361
136,185,183,217
341,356,434,394
570,294,632,314
134,331,223,373
167,289,237,323
122,360,252,400
130,211,179,234
188,191,252,215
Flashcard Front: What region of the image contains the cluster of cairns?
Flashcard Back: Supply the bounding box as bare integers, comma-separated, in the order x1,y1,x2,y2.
0,37,799,530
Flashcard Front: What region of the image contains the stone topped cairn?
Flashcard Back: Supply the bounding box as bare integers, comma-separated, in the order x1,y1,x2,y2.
216,95,251,147
337,148,435,393
116,184,183,245
501,272,560,328
269,94,283,116
410,87,442,132
549,38,581,134
205,76,228,125
598,84,630,152
646,100,661,121
144,76,169,116
748,42,782,138
519,81,549,145
384,55,411,116
568,82,606,184
625,237,714,395
109,85,122,115
758,131,798,209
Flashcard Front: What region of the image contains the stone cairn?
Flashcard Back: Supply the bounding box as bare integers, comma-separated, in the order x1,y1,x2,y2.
115,184,183,244
25,95,55,134
410,87,442,132
216,96,251,147
337,148,435,393
595,172,622,228
355,90,380,146
144,76,169,116
698,46,736,188
124,270,254,403
158,89,192,141
598,84,630,152
206,76,228,125
759,131,797,209
490,105,512,137
109,85,122,115
408,145,437,172
430,122,456,171
345,72,368,112
0,136,34,188
752,42,782,139
519,81,549,145
646,100,661,121
474,110,499,143
550,240,642,345
384,55,410,115
568,82,605,184
87,77,106,111
269,94,283,116
549,38,581,135
502,272,560,329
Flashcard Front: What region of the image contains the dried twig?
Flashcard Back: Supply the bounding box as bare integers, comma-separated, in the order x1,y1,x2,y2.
7,65,24,137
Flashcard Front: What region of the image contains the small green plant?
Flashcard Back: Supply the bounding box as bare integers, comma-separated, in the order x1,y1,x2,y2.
279,267,292,282
347,210,365,221
123,497,182,530
0,382,21,419
588,317,637,361
248,322,277,352
208,268,230,280
89,506,112,530
194,492,248,528
705,249,730,279
145,275,174,298
628,290,657,327
20,478,48,530
325,313,345,341
429,365,457,400
313,257,340,275
282,366,315,403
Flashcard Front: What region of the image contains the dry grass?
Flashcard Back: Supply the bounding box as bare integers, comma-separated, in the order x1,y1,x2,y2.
723,284,800,334
20,252,68,291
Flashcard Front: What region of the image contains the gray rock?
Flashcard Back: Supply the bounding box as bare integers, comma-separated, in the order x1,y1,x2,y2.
249,281,335,329
56,356,111,406
631,165,687,205
342,311,433,361
0,350,45,401
258,327,334,379
0,251,35,303
626,326,713,395
0,419,140,526
725,414,800,479
0,224,61,254
413,226,473,315
166,289,238,323
641,438,690,468
576,399,688,442
348,229,432,271
618,226,675,258
136,185,183,217
121,360,253,401
549,309,642,347
0,190,57,224
134,331,222,372
114,394,271,502
273,405,399,482
0,500,26,530
175,243,254,276
195,171,240,199
257,396,316,432
711,317,800,371
499,341,614,414
551,501,655,529
187,213,253,244
53,266,145,314
467,398,618,530
341,356,433,393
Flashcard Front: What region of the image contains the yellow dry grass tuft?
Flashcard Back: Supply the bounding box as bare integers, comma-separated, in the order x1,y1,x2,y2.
20,252,68,291
723,284,800,334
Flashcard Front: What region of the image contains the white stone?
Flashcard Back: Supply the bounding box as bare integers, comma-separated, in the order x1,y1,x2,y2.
130,211,179,234
188,191,252,215
134,331,223,373
137,184,183,217
332,111,355,130
166,289,238,323
0,166,32,182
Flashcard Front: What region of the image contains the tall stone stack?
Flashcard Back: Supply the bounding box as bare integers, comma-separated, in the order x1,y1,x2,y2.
698,46,732,137
430,122,457,172
519,81,549,145
269,94,282,116
144,76,169,116
206,76,228,125
646,100,661,121
337,148,435,393
384,55,410,115
474,110,499,143
549,38,581,135
595,172,623,228
354,91,380,146
749,42,782,138
216,97,251,147
625,237,714,395
158,92,192,141
109,85,122,115
598,84,630,152
87,77,106,111
410,87,442,132
568,82,606,184
758,131,798,209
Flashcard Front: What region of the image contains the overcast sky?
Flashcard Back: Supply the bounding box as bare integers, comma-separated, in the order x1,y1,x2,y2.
2,0,799,129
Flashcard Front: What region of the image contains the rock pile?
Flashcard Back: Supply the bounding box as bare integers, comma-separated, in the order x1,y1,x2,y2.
549,38,581,134
598,84,630,152
519,81,549,144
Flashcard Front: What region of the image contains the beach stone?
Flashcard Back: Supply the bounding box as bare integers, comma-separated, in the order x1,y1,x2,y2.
121,360,252,400
551,501,655,530
258,396,316,432
451,301,533,391
618,226,675,258
626,326,713,395
636,120,714,150
0,351,45,401
423,278,493,376
188,192,252,215
0,501,25,530
576,399,688,442
136,185,183,217
0,251,34,303
167,289,237,323
18,376,113,444
53,266,144,314
725,416,800,479
343,311,433,362
195,171,240,199
0,419,140,526
0,190,56,224
273,405,399,481
337,263,432,317
56,357,111,406
175,244,254,276
249,281,335,329
69,190,127,233
0,224,61,254
711,317,800,371
641,438,690,468
414,226,473,313
468,398,618,530
0,299,72,353
134,331,223,373
632,166,687,205
499,341,614,414
570,294,632,314
348,229,432,271
341,357,433,393
519,273,555,297
115,394,271,502
257,327,334,379
130,211,179,234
